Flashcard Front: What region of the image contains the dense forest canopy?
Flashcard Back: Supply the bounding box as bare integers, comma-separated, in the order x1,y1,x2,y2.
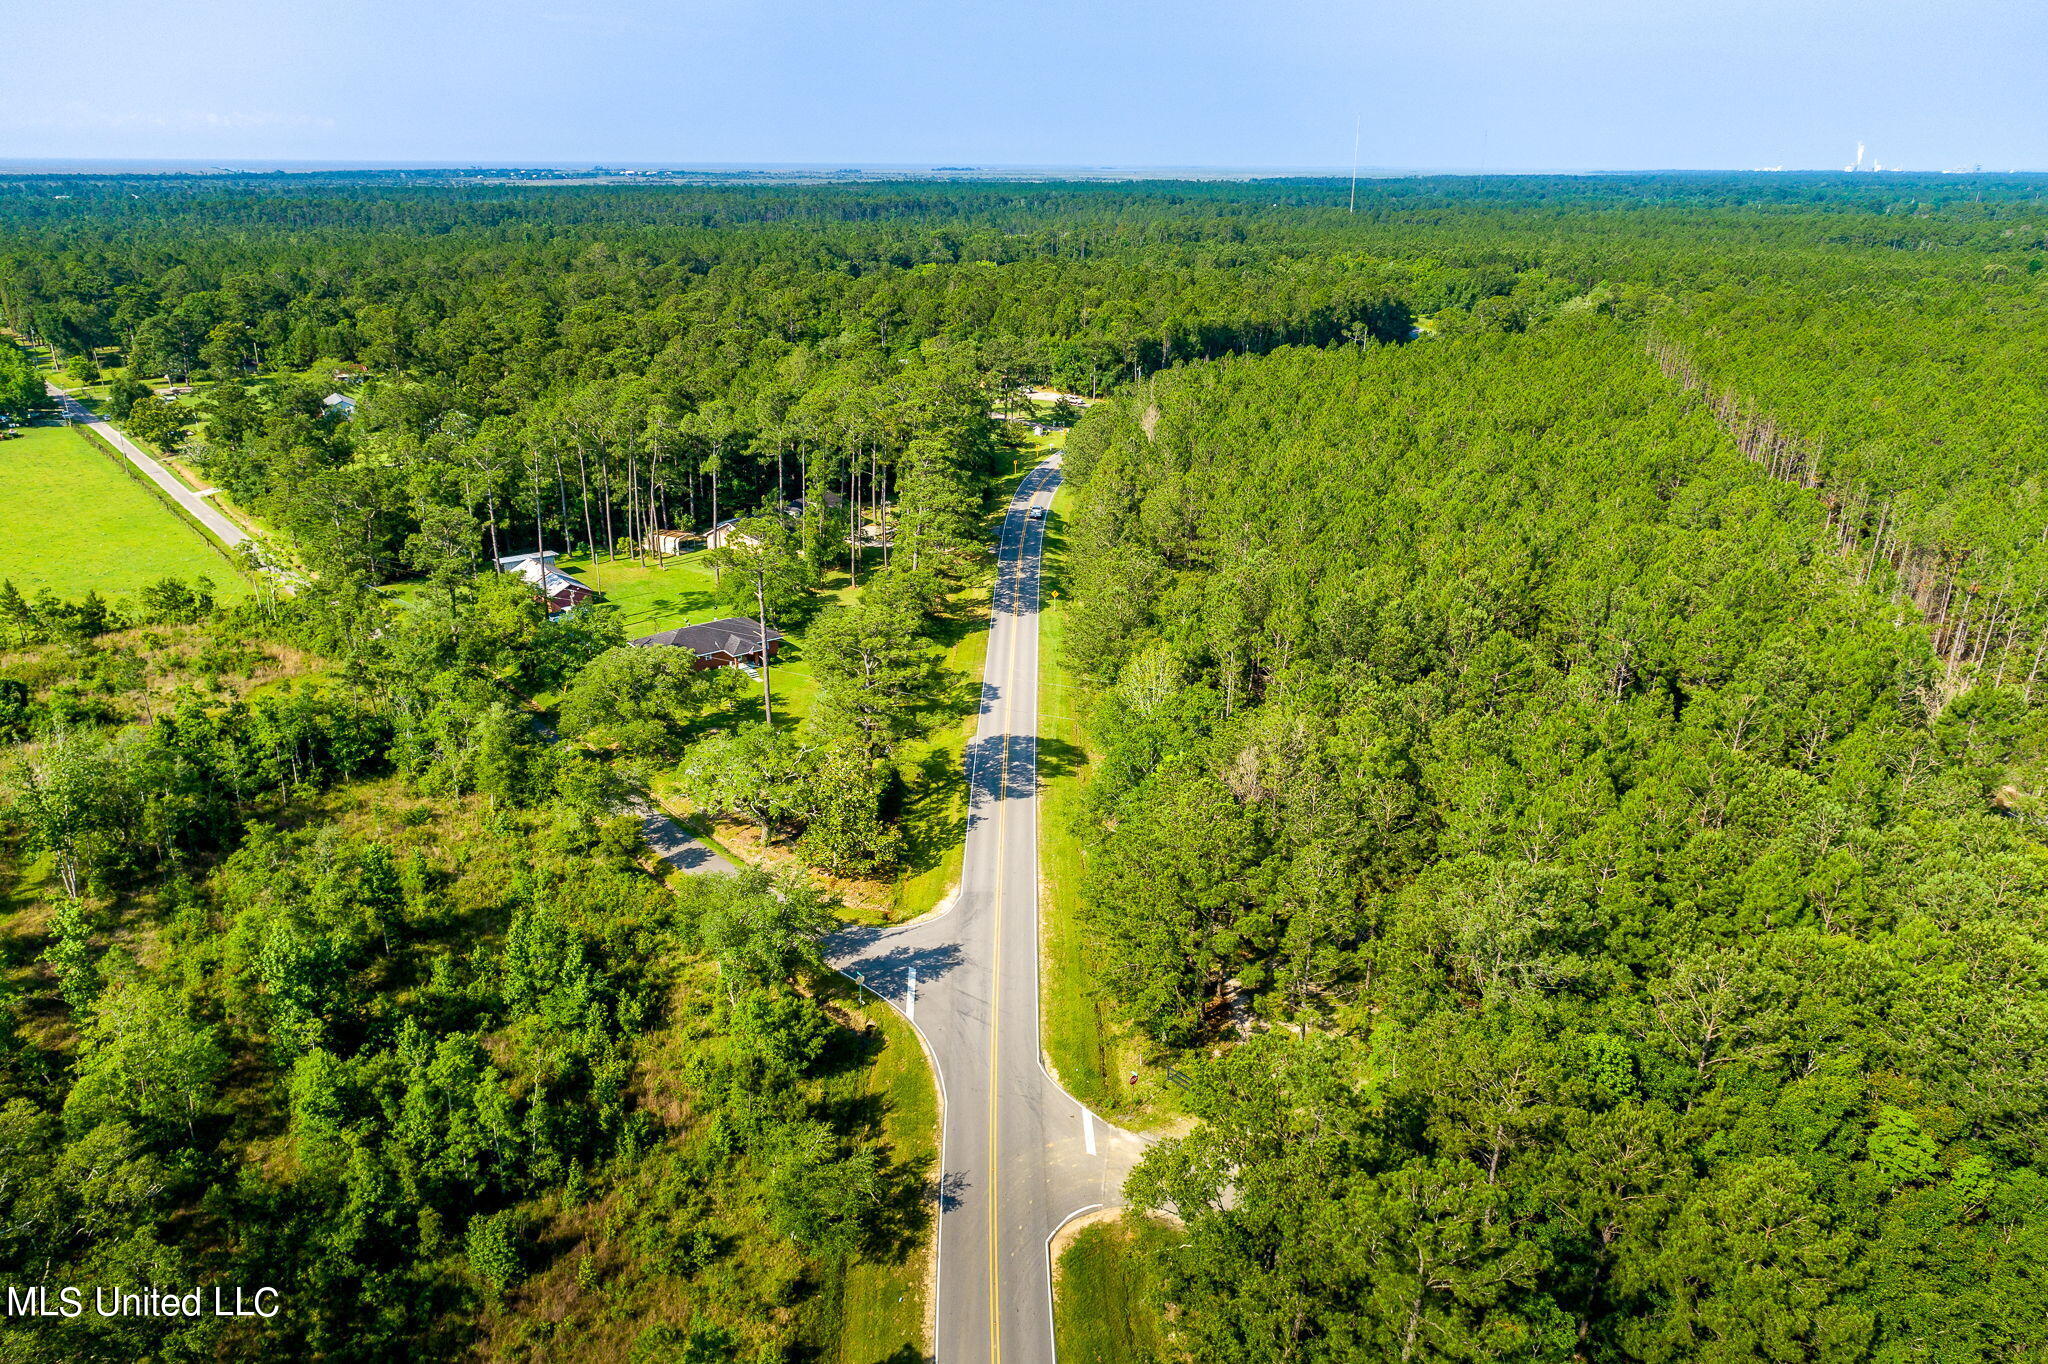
4,170,2048,1360
1063,325,2048,1358
4,172,2044,591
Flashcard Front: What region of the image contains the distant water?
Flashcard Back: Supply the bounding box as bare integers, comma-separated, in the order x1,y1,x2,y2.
0,158,1522,181
0,158,450,174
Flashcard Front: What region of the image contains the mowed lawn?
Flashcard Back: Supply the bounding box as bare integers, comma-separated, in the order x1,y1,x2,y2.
0,423,245,602
555,549,723,638
1054,1217,1174,1364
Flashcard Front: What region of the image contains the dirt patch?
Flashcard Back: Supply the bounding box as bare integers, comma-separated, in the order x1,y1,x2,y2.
701,815,897,917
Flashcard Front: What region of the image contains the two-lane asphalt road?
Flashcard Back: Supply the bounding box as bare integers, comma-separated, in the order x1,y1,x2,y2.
828,455,1144,1364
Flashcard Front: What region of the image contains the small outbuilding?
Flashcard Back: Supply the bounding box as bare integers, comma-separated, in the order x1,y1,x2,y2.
703,518,762,552
644,528,701,556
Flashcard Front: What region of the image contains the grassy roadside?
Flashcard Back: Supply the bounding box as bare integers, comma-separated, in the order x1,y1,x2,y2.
1035,484,1111,1105
66,423,260,576
631,433,1063,926
841,432,1062,923
1053,1216,1174,1364
824,980,940,1364
35,362,283,556
1037,479,1182,1127
889,607,990,920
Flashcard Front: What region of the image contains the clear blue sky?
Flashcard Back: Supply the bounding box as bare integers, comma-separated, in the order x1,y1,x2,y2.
2,0,2039,171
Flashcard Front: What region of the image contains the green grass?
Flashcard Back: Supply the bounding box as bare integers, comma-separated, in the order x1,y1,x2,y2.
1036,480,1176,1126
1053,1217,1173,1364
28,357,285,551
825,979,939,1364
1036,483,1117,1109
553,549,844,732
629,447,1058,926
0,422,249,603
881,434,1070,921
555,548,724,637
888,602,991,921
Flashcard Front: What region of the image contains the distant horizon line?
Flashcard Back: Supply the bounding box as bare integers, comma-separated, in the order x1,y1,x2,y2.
0,157,2041,179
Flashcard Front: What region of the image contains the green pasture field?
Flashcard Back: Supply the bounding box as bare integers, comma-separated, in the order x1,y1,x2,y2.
0,422,246,603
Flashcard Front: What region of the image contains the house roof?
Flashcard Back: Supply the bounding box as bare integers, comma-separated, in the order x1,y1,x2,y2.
536,568,590,599
499,552,594,608
631,617,784,656
706,518,763,547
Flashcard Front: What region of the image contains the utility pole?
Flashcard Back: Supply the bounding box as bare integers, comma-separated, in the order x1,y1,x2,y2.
754,574,775,727
1350,114,1361,213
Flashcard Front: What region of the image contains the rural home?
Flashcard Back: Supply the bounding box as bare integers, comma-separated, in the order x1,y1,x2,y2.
496,550,598,615
703,518,761,551
322,393,358,418
631,617,784,669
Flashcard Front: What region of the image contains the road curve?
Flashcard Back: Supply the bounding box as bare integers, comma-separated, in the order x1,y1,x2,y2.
828,455,1144,1364
43,382,251,548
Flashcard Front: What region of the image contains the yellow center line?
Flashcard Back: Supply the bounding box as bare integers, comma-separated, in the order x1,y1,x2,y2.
988,478,1046,1363
990,735,1005,1364
987,497,1023,1364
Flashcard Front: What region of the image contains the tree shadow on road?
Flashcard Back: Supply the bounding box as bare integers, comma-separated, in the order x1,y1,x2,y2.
825,939,965,1001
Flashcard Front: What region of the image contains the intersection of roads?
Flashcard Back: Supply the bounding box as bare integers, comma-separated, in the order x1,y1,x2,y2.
46,377,1126,1361
827,455,1143,1364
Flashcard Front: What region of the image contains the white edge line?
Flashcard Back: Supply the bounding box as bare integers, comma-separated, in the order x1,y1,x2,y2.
1021,464,1143,1364
1021,465,1141,1143
1046,1201,1106,1364
818,475,1041,1358
824,460,1083,1363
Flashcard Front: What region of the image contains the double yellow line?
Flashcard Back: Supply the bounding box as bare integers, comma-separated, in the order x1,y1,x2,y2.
985,479,1040,1364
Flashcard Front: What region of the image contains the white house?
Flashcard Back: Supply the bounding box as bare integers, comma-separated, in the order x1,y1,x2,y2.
496,551,596,615
704,518,761,551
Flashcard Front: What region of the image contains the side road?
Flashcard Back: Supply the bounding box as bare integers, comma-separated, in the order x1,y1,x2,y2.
43,381,251,548
633,797,739,876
